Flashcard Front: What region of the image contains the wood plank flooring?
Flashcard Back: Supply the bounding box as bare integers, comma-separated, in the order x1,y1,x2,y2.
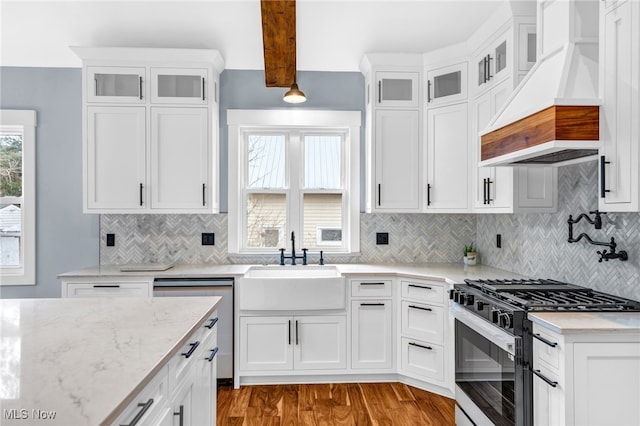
217,382,455,425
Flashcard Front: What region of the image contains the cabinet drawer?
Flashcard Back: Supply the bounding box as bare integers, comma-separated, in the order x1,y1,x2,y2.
400,337,444,382
111,365,169,426
401,301,444,344
350,278,393,297
65,281,151,298
532,327,561,371
169,316,217,390
401,280,445,304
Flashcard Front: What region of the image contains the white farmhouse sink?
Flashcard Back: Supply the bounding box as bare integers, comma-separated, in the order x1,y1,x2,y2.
239,265,345,310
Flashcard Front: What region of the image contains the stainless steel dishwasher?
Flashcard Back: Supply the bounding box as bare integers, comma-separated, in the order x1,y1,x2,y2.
153,277,233,383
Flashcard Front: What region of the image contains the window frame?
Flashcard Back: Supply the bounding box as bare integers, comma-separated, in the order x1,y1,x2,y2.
228,109,360,255
0,110,36,286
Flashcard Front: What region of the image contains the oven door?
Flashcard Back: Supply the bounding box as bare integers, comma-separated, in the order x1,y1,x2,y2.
453,304,528,426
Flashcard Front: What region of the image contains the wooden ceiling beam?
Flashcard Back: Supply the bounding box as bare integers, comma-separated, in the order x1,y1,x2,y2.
260,0,296,87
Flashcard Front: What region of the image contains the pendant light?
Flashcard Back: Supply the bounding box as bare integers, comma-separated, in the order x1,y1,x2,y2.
283,76,306,103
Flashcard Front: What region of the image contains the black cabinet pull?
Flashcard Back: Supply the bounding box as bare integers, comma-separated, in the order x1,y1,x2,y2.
202,183,206,206
181,341,200,358
360,282,386,286
378,183,381,206
93,284,120,288
531,368,558,388
427,80,432,103
486,179,493,203
483,57,488,83
205,317,218,329
427,183,432,206
409,304,432,311
288,320,292,345
600,155,611,198
378,80,382,103
206,347,219,362
202,77,205,101
139,183,143,206
360,303,385,306
533,333,558,348
173,404,184,426
483,178,488,204
409,342,432,350
295,320,299,345
139,76,143,100
120,398,153,426
408,283,432,290
487,54,493,80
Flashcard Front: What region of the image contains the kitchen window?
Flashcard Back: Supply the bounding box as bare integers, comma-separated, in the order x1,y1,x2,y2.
228,110,360,255
0,110,36,285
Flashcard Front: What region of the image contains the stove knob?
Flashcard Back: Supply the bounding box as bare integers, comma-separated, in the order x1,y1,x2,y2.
500,312,514,329
449,289,454,300
465,294,475,306
491,309,501,324
454,291,463,304
476,301,485,311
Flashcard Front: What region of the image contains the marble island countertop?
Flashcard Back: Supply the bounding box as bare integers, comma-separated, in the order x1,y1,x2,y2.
0,296,221,426
57,262,523,283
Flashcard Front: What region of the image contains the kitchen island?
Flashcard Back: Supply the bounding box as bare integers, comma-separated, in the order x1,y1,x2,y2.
0,296,221,425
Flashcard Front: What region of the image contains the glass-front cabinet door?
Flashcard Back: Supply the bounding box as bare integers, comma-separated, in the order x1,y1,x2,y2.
87,66,146,103
375,71,420,108
426,62,467,107
151,68,209,104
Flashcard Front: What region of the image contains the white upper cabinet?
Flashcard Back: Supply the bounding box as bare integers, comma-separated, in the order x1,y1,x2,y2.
599,0,640,212
150,107,210,211
375,71,420,108
87,106,146,211
474,28,512,95
374,109,422,211
150,68,209,105
87,66,146,104
426,102,469,211
426,62,468,107
73,47,224,214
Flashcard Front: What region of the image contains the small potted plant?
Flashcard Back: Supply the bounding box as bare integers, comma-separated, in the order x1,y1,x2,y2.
463,244,477,266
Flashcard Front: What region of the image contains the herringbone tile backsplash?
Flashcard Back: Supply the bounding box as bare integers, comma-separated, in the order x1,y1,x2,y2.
476,162,640,301
100,162,640,301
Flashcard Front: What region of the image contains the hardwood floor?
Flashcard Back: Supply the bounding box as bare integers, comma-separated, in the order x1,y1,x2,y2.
217,382,455,425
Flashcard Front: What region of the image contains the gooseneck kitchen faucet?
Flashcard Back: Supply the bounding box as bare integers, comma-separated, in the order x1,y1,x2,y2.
280,231,307,265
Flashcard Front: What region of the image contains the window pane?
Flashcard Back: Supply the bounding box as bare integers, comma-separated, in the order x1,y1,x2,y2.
0,133,23,197
247,135,285,188
304,135,341,189
303,194,342,247
246,194,287,248
0,203,21,266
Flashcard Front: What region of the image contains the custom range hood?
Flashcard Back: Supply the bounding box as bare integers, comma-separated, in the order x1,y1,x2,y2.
480,0,601,167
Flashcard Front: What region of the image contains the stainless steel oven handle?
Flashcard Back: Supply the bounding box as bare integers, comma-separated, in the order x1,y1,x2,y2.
451,304,516,356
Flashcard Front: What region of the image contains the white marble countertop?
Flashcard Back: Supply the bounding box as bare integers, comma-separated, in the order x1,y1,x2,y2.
0,296,221,426
529,311,640,334
57,262,521,283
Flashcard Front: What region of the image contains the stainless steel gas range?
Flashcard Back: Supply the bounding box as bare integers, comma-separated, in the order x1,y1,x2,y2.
451,278,640,426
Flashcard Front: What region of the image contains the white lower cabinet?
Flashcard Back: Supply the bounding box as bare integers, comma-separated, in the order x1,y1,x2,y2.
61,277,154,298
531,322,640,426
351,300,393,369
399,279,452,391
239,315,347,372
112,311,218,426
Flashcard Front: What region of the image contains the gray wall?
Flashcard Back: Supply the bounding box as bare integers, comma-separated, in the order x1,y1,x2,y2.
0,67,99,298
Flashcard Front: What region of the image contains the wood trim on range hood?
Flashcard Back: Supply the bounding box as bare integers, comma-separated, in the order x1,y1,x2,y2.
480,105,600,167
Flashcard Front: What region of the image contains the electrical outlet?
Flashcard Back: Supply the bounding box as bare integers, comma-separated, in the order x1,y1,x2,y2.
497,234,502,248
376,232,389,245
202,233,215,246
106,233,115,247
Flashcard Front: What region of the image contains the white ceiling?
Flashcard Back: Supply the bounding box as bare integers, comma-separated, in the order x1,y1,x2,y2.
0,0,505,71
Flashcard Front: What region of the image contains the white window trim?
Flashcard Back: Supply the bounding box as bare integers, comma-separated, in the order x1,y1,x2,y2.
0,110,36,285
228,109,360,255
